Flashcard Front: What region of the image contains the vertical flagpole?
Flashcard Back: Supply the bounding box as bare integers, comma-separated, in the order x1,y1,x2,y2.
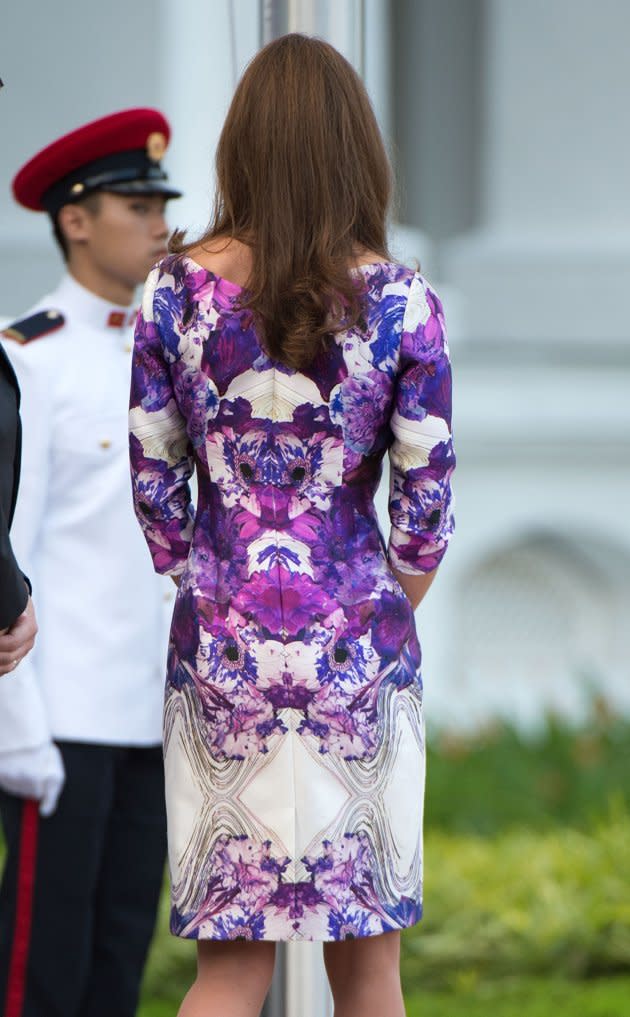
258,4,369,1017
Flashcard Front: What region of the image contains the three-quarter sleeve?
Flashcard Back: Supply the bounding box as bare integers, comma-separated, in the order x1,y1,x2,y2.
387,274,455,575
129,268,195,576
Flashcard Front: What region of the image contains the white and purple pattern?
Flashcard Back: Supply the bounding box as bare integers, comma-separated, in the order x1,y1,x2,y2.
129,254,455,941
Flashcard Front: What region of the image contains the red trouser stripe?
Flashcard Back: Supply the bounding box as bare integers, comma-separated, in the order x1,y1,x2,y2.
3,799,39,1017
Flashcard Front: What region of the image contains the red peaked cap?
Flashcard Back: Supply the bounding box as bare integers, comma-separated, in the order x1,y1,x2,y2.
12,107,181,214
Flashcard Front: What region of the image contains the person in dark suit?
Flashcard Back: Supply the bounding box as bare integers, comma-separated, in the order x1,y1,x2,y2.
0,343,36,674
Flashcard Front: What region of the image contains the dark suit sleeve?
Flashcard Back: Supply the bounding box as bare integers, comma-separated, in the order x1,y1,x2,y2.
0,499,28,629
0,346,29,629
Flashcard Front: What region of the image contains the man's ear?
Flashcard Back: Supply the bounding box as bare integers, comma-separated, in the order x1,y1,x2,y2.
57,202,93,245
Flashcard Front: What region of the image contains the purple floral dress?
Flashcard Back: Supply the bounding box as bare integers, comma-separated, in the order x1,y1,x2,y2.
129,254,455,941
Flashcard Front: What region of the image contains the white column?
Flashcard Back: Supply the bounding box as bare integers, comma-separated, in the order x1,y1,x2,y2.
479,0,629,236
364,0,391,142
158,0,261,235
444,0,630,345
262,0,364,65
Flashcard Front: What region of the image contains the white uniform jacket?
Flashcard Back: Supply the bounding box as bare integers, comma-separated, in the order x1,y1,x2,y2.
0,274,171,752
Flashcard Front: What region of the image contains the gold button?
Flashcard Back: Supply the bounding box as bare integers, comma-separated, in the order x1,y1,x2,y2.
46,310,61,319
163,592,174,602
99,439,111,450
124,343,132,353
70,182,85,195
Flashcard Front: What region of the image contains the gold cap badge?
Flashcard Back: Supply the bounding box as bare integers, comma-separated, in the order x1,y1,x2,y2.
146,131,167,162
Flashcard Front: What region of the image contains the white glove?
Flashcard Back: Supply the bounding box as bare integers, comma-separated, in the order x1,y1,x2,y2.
0,741,66,816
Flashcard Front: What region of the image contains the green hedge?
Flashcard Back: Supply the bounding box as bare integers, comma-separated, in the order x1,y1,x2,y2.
401,811,630,990
424,712,630,835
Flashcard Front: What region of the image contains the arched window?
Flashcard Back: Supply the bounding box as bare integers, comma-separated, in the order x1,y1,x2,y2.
454,533,630,732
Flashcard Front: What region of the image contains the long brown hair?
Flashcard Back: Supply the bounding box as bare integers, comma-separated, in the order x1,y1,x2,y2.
171,33,392,370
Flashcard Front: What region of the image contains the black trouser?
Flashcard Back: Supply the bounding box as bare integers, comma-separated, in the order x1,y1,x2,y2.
0,741,167,1017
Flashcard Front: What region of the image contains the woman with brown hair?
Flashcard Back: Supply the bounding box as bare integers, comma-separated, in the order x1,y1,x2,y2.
130,32,455,1017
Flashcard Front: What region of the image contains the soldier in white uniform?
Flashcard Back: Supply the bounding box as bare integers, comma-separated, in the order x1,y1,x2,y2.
0,109,182,1017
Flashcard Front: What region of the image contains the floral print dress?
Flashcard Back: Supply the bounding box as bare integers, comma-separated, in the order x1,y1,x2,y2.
129,254,455,941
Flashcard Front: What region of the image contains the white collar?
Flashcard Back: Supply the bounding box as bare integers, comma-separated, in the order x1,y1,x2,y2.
52,274,136,332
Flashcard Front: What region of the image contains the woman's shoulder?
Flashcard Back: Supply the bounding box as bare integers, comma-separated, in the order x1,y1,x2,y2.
356,260,439,314
140,250,229,316
150,251,211,288
353,261,446,361
184,239,252,288
353,258,417,284
139,254,199,326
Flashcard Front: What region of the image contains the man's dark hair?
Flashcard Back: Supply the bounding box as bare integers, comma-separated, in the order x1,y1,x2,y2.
51,191,103,262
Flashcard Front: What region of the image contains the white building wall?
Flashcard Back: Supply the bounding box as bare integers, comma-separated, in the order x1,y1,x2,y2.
392,0,630,733
0,0,163,312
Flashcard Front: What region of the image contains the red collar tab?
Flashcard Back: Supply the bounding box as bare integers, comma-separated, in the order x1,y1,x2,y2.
106,309,137,329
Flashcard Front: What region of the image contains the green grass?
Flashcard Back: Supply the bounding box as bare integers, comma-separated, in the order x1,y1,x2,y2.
405,976,630,1017
137,976,630,1017
139,1004,179,1017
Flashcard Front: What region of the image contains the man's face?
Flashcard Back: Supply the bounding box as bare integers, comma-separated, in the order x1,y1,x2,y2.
78,192,169,288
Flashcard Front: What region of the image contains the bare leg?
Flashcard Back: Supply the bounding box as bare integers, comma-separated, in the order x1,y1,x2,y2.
324,931,405,1017
177,940,276,1017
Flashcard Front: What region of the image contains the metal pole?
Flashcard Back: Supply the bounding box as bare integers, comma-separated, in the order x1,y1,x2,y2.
260,0,365,69
261,939,287,1017
257,4,367,1016
260,0,290,45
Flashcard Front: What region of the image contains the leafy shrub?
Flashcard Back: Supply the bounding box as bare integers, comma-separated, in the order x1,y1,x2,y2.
402,811,630,990
425,712,630,835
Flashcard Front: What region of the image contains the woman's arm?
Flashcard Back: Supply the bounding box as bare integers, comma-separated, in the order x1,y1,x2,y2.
387,275,455,590
392,566,437,612
129,268,195,578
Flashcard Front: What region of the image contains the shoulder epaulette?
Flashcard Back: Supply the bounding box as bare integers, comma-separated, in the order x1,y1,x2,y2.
2,309,65,344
